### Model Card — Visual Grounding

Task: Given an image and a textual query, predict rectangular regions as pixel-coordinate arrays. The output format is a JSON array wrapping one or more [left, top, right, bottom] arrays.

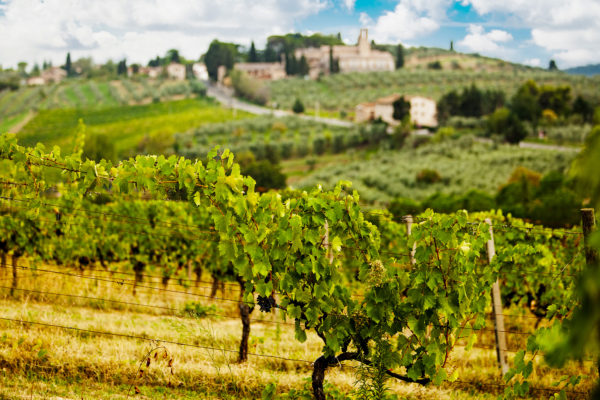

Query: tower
[[358, 28, 370, 56]]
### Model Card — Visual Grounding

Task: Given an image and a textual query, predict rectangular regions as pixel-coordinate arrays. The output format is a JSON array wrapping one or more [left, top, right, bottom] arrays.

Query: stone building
[[166, 63, 186, 80], [355, 94, 438, 128], [36, 67, 67, 84], [295, 29, 395, 78], [234, 62, 286, 80], [26, 76, 46, 86], [192, 63, 209, 80]]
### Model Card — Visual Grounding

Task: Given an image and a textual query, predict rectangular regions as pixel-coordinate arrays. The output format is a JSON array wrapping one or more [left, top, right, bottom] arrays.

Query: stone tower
[[358, 28, 370, 56]]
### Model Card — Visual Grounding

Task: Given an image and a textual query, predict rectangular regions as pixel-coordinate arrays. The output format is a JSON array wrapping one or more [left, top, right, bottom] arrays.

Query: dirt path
[[11, 110, 36, 133]]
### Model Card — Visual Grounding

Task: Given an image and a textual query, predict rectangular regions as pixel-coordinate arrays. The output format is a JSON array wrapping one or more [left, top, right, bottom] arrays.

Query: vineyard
[[0, 134, 597, 399], [175, 115, 381, 162], [16, 98, 250, 156], [291, 137, 575, 204]]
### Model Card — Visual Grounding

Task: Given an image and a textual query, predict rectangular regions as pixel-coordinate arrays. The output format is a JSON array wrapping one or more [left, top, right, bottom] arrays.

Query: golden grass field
[[0, 261, 596, 399]]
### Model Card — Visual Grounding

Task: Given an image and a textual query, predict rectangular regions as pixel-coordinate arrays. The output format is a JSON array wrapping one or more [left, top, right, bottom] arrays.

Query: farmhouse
[[355, 94, 438, 128], [192, 63, 209, 80], [26, 76, 46, 86], [295, 29, 395, 79], [37, 67, 67, 84], [234, 62, 286, 80], [166, 63, 186, 80]]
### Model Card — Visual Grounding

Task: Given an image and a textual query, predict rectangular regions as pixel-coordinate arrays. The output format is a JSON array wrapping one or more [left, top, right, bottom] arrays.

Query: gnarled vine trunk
[[312, 353, 359, 400], [10, 255, 18, 297], [210, 276, 219, 299], [237, 277, 252, 363], [0, 252, 6, 278], [133, 261, 144, 296]]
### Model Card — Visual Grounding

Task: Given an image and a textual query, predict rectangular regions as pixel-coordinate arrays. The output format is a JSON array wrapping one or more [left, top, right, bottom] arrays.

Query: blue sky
[[1, 0, 599, 70]]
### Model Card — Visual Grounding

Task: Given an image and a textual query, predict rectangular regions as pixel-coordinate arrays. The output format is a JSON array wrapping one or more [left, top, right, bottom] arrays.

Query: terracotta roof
[[376, 94, 402, 105]]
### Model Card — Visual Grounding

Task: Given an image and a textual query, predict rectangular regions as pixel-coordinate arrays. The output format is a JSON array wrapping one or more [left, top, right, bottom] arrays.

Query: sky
[[1, 0, 600, 70]]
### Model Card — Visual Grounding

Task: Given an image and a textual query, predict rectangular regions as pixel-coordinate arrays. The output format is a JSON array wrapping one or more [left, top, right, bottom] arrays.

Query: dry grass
[[0, 262, 596, 399]]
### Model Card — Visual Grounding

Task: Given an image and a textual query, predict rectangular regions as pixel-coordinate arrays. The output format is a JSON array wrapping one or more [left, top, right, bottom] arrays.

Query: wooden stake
[[324, 220, 333, 264], [485, 218, 509, 375], [405, 215, 416, 265]]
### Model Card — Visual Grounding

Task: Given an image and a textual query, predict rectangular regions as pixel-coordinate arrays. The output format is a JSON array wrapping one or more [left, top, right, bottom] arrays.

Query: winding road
[[206, 83, 354, 128]]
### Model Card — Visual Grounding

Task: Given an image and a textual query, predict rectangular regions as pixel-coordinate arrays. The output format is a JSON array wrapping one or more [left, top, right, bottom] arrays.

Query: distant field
[[288, 137, 577, 204], [268, 69, 600, 112], [0, 78, 199, 122], [17, 98, 251, 154]]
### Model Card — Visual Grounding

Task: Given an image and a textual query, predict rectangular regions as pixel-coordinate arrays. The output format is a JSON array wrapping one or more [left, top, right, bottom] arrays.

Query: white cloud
[[462, 0, 600, 67], [0, 0, 326, 68], [342, 0, 356, 11], [457, 24, 513, 55], [366, 0, 452, 43], [523, 58, 541, 67], [359, 12, 373, 27]]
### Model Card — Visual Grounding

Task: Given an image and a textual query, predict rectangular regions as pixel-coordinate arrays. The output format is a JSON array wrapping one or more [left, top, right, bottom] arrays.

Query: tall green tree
[[396, 44, 404, 69], [248, 41, 258, 62], [548, 59, 558, 71], [329, 47, 339, 74], [298, 55, 309, 76], [64, 52, 72, 77], [510, 80, 541, 123], [17, 62, 27, 77], [392, 97, 411, 121], [166, 49, 181, 64], [31, 63, 40, 77], [285, 52, 298, 76], [117, 59, 127, 76], [573, 95, 594, 122], [204, 40, 238, 81]]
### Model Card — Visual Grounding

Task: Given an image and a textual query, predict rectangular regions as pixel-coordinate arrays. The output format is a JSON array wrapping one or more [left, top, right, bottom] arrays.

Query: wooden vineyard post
[[581, 208, 598, 266], [485, 218, 509, 375], [324, 220, 333, 264], [405, 215, 416, 265]]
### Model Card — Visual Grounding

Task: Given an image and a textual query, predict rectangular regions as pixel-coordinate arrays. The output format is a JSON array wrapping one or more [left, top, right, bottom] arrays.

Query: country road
[[206, 83, 355, 128], [518, 141, 581, 152]]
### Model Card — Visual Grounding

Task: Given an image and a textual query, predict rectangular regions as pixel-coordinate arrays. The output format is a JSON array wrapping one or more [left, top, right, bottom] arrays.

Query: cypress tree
[[249, 41, 258, 62]]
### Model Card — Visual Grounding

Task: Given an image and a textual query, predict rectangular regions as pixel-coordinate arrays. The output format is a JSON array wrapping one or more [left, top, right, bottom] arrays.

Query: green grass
[[17, 98, 253, 154], [0, 111, 30, 133], [61, 86, 81, 107], [79, 83, 98, 104], [0, 262, 594, 399]]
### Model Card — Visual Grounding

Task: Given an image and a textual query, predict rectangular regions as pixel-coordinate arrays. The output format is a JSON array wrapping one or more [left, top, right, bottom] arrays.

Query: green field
[[17, 98, 251, 154]]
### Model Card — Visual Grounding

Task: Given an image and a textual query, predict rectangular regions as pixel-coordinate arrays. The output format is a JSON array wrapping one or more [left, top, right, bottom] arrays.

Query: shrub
[[487, 107, 527, 143], [83, 133, 116, 162], [431, 126, 456, 143], [422, 192, 462, 213], [427, 61, 442, 70], [388, 197, 423, 219], [416, 168, 442, 184], [189, 80, 206, 96], [292, 98, 305, 114], [461, 189, 495, 211], [230, 69, 269, 105], [241, 160, 286, 192]]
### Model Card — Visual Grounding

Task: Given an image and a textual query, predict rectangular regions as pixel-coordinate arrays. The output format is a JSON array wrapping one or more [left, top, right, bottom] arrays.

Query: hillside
[[565, 63, 600, 76], [0, 78, 203, 131], [17, 98, 250, 156], [268, 68, 600, 113]]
